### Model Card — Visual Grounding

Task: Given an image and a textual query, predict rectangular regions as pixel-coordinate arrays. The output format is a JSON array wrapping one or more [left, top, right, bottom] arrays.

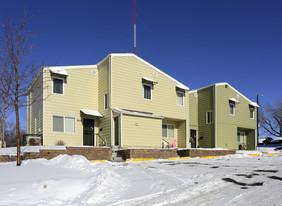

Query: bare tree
[[260, 97, 282, 138], [0, 11, 42, 166], [0, 52, 13, 148]]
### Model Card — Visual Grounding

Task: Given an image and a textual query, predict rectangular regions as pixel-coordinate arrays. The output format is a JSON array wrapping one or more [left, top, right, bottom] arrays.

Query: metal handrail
[[162, 138, 169, 149], [95, 133, 106, 146]]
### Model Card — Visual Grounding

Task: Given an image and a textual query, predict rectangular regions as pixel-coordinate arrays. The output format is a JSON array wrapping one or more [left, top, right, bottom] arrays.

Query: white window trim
[[176, 91, 184, 106], [206, 110, 213, 124], [162, 124, 175, 138], [229, 102, 235, 116], [143, 83, 152, 101], [104, 93, 109, 110], [250, 107, 255, 119], [52, 115, 76, 134], [52, 76, 64, 95]]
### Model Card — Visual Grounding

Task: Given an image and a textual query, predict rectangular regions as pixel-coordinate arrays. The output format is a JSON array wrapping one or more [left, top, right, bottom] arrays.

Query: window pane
[[162, 124, 167, 137], [168, 125, 174, 138], [65, 117, 75, 133], [144, 85, 151, 99], [207, 111, 212, 124], [104, 94, 108, 109], [177, 92, 184, 105], [53, 78, 63, 94], [250, 107, 254, 118], [53, 116, 64, 132], [230, 104, 234, 115]]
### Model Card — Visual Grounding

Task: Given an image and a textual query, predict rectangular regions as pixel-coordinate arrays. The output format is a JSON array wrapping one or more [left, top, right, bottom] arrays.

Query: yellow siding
[[98, 58, 111, 145], [27, 70, 43, 135], [198, 86, 215, 148], [216, 85, 256, 149], [177, 121, 186, 148], [111, 56, 188, 120], [189, 92, 198, 127], [216, 85, 256, 129], [122, 115, 162, 148], [43, 67, 98, 146]]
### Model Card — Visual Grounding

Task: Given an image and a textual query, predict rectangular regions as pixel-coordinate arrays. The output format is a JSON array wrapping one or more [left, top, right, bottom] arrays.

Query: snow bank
[[0, 146, 67, 156]]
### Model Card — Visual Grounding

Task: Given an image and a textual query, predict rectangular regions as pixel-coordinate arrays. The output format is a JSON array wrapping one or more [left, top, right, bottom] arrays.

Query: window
[[53, 116, 64, 132], [237, 132, 245, 142], [162, 124, 175, 138], [206, 111, 213, 124], [53, 78, 63, 94], [177, 92, 184, 106], [229, 103, 235, 116], [143, 84, 152, 100], [65, 117, 75, 133], [249, 106, 254, 119], [104, 94, 108, 110], [53, 115, 75, 133]]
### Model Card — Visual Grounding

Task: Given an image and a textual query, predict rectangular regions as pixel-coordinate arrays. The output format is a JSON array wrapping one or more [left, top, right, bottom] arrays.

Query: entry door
[[114, 116, 119, 146], [190, 129, 197, 148], [83, 119, 95, 146]]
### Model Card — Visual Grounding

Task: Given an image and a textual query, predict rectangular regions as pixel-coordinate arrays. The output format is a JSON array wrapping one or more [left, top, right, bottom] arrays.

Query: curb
[[200, 156, 220, 159], [91, 160, 107, 163]]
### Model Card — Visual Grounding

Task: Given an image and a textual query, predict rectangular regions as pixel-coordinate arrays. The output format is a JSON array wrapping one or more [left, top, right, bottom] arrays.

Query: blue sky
[[1, 0, 282, 130]]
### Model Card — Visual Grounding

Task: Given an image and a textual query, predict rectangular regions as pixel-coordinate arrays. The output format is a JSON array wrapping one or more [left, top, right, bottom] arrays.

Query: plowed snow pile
[[0, 152, 282, 205]]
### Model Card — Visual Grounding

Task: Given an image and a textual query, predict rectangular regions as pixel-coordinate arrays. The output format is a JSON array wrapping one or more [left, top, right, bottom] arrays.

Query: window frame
[[206, 110, 213, 124], [249, 106, 255, 119], [162, 124, 175, 138], [52, 77, 64, 95], [229, 102, 235, 116], [104, 93, 109, 110], [176, 91, 184, 106], [52, 115, 76, 134], [143, 83, 152, 101]]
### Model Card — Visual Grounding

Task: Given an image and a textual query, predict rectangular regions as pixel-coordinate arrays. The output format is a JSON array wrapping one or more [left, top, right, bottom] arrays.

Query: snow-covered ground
[[0, 153, 282, 206]]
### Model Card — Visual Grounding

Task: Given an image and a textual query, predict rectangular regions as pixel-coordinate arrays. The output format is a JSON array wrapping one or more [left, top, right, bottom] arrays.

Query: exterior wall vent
[[92, 70, 97, 76], [153, 71, 158, 77]]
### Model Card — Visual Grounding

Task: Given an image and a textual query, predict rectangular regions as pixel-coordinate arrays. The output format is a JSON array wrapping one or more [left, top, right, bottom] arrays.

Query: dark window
[[206, 111, 213, 124], [229, 103, 235, 115], [250, 106, 255, 119], [53, 78, 63, 94], [144, 84, 152, 100], [104, 94, 108, 110]]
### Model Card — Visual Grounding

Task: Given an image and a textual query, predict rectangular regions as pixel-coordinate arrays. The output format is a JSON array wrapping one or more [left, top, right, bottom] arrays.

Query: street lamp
[[257, 94, 263, 147]]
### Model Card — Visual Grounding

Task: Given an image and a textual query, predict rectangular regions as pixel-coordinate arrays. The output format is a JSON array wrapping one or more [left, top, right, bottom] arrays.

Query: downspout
[[214, 85, 217, 148], [187, 90, 190, 148], [42, 68, 46, 145], [110, 55, 113, 146], [120, 112, 123, 147]]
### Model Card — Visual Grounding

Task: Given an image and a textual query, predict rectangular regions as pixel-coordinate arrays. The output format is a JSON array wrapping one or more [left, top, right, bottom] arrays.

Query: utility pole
[[257, 94, 263, 147], [134, 0, 136, 54]]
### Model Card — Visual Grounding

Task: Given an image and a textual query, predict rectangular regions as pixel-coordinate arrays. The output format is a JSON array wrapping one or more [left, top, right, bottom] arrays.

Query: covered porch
[[237, 127, 256, 150]]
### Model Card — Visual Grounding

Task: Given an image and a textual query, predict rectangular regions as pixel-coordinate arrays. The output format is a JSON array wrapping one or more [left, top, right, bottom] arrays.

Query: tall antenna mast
[[134, 0, 136, 54]]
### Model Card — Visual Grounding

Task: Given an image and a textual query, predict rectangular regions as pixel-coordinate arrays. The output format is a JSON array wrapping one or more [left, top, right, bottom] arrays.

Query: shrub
[[56, 140, 65, 145]]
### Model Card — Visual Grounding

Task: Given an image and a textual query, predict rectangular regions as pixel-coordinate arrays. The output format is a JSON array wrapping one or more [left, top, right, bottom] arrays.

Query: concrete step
[[111, 148, 124, 162]]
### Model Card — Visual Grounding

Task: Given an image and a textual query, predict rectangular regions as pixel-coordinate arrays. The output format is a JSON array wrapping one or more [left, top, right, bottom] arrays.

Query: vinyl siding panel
[[122, 115, 162, 148], [27, 70, 43, 135], [177, 121, 186, 148], [189, 92, 198, 127], [98, 59, 111, 145], [43, 67, 98, 146], [198, 86, 215, 148], [111, 56, 188, 120], [216, 85, 256, 149]]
